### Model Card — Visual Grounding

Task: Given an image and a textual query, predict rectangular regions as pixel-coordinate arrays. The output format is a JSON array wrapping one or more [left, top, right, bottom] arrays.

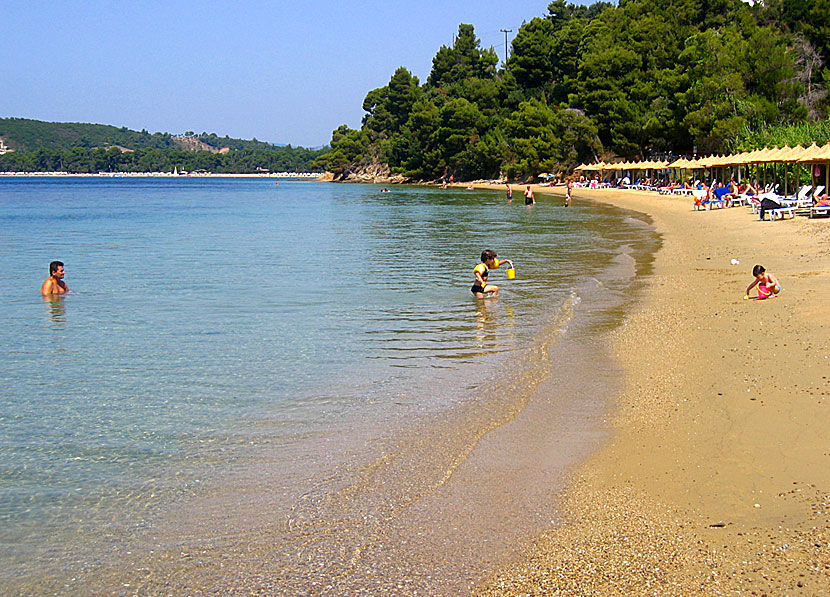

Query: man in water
[[41, 261, 68, 295], [524, 185, 535, 205]]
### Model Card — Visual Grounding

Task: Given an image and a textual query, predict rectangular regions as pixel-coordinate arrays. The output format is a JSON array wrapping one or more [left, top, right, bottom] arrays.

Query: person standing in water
[[41, 260, 68, 295], [524, 185, 535, 205], [506, 183, 513, 202], [565, 181, 573, 207]]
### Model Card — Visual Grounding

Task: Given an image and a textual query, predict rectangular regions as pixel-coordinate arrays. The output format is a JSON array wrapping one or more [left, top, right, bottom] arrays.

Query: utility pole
[[500, 28, 512, 64]]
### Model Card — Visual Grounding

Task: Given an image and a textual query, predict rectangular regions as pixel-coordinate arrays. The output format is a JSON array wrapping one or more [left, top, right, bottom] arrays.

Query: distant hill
[[0, 117, 299, 152], [0, 117, 327, 174]]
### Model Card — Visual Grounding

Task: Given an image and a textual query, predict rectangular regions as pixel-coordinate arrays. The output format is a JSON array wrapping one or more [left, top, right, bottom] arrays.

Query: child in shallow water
[[745, 264, 781, 299], [471, 249, 513, 298]]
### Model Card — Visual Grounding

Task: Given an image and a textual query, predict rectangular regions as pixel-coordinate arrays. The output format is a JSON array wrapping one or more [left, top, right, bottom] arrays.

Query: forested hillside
[[0, 118, 283, 152], [313, 0, 830, 181], [0, 118, 326, 173]]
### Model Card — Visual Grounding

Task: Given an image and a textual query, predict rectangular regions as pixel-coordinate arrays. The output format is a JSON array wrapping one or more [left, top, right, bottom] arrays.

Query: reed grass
[[734, 119, 830, 151]]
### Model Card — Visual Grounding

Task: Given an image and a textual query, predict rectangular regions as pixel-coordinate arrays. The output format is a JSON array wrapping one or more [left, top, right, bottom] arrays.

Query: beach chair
[[759, 193, 797, 220], [811, 203, 830, 218], [767, 204, 797, 220], [790, 184, 813, 207], [808, 185, 825, 206], [692, 189, 709, 210], [811, 193, 830, 218], [708, 186, 731, 208]]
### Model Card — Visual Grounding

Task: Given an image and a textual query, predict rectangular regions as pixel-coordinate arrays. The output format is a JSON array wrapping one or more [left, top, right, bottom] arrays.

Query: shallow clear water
[[0, 178, 658, 591]]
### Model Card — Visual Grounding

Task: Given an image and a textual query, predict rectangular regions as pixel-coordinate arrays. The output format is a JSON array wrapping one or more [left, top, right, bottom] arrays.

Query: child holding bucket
[[471, 249, 514, 298], [745, 264, 781, 300]]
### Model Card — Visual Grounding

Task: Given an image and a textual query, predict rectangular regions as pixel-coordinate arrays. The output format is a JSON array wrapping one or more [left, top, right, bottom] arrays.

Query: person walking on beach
[[506, 183, 513, 202], [471, 249, 513, 298], [565, 181, 573, 207], [41, 260, 68, 295], [745, 264, 781, 299], [524, 185, 535, 205]]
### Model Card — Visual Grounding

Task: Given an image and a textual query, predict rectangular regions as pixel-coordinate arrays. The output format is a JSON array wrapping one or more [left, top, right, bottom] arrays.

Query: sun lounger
[[811, 200, 830, 218], [756, 194, 794, 220], [692, 189, 711, 210], [767, 204, 797, 220], [809, 185, 825, 206], [790, 184, 815, 208]]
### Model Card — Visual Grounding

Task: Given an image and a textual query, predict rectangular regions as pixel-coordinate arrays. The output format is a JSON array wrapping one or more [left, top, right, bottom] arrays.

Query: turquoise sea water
[[0, 178, 658, 592]]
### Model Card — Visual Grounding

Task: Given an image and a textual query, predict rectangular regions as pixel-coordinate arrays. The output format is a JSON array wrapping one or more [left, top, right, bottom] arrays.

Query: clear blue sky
[[3, 0, 592, 148]]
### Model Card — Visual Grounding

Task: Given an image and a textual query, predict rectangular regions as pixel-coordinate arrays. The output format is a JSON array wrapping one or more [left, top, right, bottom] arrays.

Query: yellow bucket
[[506, 266, 516, 280]]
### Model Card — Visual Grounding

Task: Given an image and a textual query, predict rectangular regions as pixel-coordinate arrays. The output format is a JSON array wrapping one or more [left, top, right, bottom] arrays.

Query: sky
[[3, 0, 593, 148]]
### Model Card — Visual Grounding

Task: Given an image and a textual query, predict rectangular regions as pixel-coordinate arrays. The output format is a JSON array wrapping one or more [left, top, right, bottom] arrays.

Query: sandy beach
[[470, 185, 830, 595]]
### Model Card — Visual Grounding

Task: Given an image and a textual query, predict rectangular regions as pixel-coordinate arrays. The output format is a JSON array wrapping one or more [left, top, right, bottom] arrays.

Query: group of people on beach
[[41, 255, 781, 302], [39, 181, 779, 304], [504, 182, 571, 207], [471, 178, 780, 300], [470, 249, 780, 301]]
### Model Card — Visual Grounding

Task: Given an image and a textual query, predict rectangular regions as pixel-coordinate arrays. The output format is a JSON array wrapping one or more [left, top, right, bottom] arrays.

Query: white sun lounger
[[811, 200, 830, 218]]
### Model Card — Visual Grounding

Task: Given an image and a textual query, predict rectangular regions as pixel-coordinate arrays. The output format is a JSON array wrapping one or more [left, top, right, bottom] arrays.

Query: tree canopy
[[315, 0, 830, 181], [0, 118, 326, 173]]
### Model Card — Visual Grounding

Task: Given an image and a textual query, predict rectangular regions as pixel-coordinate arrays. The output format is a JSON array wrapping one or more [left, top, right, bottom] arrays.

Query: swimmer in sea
[[745, 264, 781, 299], [41, 260, 68, 295], [471, 249, 513, 298]]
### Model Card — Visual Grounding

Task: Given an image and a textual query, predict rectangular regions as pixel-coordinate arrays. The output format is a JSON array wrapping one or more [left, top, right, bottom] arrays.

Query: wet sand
[[9, 182, 827, 595], [475, 186, 830, 595]]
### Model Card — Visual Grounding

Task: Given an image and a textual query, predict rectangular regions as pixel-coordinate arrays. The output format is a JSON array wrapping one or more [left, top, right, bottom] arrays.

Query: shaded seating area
[[574, 142, 830, 222]]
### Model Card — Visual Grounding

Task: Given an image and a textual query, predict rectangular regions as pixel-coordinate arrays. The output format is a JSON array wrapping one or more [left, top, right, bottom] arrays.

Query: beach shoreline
[[472, 185, 830, 594], [1, 179, 658, 595], [0, 171, 320, 178], [4, 179, 827, 594]]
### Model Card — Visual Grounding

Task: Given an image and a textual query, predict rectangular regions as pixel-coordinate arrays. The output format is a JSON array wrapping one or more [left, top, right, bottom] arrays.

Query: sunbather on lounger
[[740, 182, 757, 195], [708, 183, 733, 207]]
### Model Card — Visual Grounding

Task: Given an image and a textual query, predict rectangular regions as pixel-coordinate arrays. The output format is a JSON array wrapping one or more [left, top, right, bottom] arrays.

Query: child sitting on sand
[[745, 264, 781, 299], [471, 249, 513, 298]]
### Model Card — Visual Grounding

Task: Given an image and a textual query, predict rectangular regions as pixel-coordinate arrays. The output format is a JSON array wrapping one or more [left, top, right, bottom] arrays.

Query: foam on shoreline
[[476, 186, 830, 595]]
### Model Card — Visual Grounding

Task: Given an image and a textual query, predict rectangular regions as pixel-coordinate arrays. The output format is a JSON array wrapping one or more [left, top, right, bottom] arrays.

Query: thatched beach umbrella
[[797, 142, 830, 197], [666, 157, 691, 182], [578, 162, 605, 173]]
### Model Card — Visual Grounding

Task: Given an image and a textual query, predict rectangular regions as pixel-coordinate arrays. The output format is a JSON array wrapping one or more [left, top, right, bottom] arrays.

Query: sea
[[0, 177, 659, 594]]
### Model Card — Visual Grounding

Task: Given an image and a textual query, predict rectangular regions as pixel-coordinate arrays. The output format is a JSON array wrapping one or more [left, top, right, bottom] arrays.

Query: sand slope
[[477, 187, 830, 596]]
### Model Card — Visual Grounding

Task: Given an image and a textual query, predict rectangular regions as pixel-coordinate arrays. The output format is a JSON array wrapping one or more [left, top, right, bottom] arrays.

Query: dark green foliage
[[0, 118, 325, 173], [315, 0, 830, 181], [0, 117, 282, 152], [504, 99, 600, 177], [0, 145, 328, 174], [427, 24, 499, 88], [310, 125, 368, 176]]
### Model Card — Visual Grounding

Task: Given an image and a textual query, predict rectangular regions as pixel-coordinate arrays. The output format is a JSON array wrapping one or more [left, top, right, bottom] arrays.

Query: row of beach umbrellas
[[574, 159, 669, 171], [574, 142, 830, 172]]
